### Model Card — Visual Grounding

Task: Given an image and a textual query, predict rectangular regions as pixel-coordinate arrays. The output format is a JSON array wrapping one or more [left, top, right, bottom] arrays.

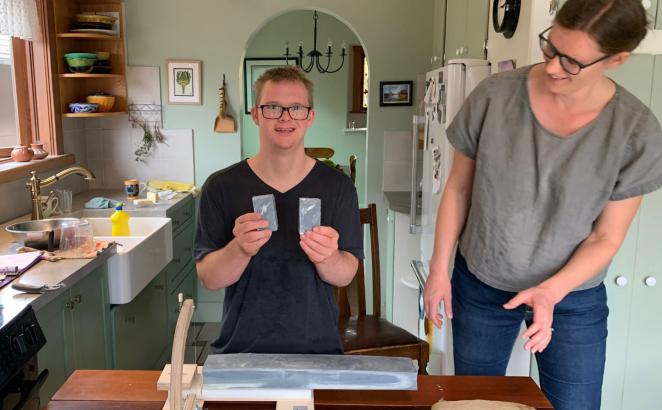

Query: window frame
[[351, 45, 368, 113], [0, 0, 70, 181]]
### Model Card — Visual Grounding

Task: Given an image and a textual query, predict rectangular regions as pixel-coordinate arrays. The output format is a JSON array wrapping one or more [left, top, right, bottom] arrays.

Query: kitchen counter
[[46, 370, 553, 409], [0, 189, 193, 332]]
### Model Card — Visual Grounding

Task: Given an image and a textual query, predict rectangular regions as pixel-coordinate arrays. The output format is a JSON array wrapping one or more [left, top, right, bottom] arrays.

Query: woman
[[423, 0, 662, 409]]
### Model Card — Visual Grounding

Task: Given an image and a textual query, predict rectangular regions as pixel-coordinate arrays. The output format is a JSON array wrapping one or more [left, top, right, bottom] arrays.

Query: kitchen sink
[[84, 217, 173, 304]]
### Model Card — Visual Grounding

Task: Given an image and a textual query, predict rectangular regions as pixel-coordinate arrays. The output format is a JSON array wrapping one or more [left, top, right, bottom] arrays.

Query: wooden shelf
[[59, 73, 122, 78], [57, 33, 121, 40], [62, 111, 127, 118]]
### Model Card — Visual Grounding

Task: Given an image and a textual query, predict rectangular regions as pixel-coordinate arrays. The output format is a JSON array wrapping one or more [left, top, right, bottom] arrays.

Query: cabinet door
[[602, 213, 639, 410], [607, 55, 655, 105], [36, 292, 69, 404], [621, 189, 662, 408], [651, 56, 662, 121], [66, 265, 110, 371], [464, 0, 489, 60], [168, 261, 197, 340], [444, 0, 468, 64], [657, 0, 662, 28], [112, 271, 167, 369]]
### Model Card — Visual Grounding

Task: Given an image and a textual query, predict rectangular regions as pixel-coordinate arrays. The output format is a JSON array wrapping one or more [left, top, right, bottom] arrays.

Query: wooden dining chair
[[305, 147, 335, 159], [349, 154, 357, 184], [335, 203, 430, 374]]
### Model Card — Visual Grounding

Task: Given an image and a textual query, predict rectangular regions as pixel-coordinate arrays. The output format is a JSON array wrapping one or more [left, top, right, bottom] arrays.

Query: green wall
[[124, 0, 435, 315], [242, 10, 366, 205]]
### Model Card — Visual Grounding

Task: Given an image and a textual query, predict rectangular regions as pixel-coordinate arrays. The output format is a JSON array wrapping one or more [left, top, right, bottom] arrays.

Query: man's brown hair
[[253, 66, 314, 108]]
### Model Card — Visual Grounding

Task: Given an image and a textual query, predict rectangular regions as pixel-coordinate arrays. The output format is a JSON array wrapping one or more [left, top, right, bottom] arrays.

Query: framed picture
[[167, 60, 202, 105], [379, 81, 413, 107], [244, 57, 299, 114]]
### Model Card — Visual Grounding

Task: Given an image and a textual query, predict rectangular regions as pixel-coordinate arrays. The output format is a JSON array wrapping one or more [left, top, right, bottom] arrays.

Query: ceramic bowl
[[64, 52, 96, 73], [95, 51, 110, 61], [85, 94, 115, 112], [69, 102, 99, 113]]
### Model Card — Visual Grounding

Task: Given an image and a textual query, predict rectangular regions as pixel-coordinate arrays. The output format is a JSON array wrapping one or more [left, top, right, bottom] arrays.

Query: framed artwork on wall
[[243, 57, 299, 114], [167, 60, 202, 104], [379, 81, 413, 107]]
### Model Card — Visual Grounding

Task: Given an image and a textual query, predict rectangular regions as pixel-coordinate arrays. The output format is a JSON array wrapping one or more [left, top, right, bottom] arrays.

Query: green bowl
[[65, 53, 97, 73]]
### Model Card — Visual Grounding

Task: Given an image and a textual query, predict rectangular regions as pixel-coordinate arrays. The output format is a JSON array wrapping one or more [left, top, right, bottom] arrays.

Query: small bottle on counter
[[110, 203, 131, 236]]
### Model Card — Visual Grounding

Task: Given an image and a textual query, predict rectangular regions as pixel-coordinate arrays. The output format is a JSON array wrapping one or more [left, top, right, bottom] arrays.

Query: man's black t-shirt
[[194, 160, 364, 354]]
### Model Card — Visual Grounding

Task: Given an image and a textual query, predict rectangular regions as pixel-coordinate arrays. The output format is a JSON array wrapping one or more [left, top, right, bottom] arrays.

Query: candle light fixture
[[284, 11, 346, 74]]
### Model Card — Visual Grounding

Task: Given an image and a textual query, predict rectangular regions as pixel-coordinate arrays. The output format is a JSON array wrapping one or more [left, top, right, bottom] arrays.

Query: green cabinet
[[658, 0, 662, 28], [36, 264, 110, 403], [444, 0, 489, 65], [111, 270, 167, 369], [601, 52, 662, 410], [167, 261, 197, 340]]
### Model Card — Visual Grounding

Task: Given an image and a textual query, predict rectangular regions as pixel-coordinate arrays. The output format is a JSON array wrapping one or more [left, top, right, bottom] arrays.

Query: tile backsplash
[[84, 116, 194, 190]]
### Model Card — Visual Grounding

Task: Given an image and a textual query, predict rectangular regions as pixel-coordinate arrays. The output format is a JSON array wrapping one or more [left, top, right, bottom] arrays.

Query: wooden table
[[46, 370, 553, 410]]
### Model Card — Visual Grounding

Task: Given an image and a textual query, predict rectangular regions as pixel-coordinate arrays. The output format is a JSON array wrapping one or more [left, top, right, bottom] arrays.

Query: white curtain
[[0, 0, 38, 40]]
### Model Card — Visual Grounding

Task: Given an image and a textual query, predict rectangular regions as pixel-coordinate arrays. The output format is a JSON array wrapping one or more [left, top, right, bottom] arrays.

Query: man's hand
[[503, 286, 557, 354], [232, 212, 272, 257], [423, 267, 453, 328], [299, 226, 339, 264]]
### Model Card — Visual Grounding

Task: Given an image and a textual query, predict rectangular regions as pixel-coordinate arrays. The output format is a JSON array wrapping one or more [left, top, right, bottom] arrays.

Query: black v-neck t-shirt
[[194, 160, 364, 354]]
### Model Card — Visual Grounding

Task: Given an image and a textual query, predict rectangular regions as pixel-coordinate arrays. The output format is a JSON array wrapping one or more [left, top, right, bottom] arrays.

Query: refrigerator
[[407, 59, 531, 375]]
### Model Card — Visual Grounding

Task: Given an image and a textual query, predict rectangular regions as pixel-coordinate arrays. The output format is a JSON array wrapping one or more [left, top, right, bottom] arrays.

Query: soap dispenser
[[110, 202, 130, 236]]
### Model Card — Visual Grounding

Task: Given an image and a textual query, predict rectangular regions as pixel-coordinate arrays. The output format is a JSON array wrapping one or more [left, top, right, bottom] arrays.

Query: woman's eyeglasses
[[538, 27, 611, 75], [258, 104, 311, 120]]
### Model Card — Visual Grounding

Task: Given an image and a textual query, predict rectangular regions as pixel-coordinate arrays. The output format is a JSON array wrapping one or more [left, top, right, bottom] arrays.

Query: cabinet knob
[[644, 276, 657, 287], [65, 301, 75, 310], [615, 276, 628, 287], [72, 295, 82, 304]]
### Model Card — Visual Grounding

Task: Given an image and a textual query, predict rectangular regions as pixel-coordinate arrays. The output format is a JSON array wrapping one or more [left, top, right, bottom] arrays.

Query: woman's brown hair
[[555, 0, 649, 54]]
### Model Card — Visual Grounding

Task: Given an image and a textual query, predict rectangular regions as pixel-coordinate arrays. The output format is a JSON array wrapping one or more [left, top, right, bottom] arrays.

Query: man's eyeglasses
[[538, 27, 611, 75], [258, 104, 311, 120]]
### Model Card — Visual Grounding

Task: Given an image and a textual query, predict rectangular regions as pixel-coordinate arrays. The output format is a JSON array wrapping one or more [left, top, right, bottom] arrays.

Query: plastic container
[[110, 203, 130, 236]]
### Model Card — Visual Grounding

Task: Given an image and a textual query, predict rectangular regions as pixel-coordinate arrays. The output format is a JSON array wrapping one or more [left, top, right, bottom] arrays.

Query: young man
[[194, 66, 363, 354]]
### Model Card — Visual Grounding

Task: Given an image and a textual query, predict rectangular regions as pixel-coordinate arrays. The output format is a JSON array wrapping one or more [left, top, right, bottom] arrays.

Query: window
[[0, 34, 20, 152], [351, 45, 368, 113]]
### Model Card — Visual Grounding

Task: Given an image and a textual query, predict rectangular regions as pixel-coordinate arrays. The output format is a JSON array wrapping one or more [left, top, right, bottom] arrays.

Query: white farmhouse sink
[[85, 217, 173, 304]]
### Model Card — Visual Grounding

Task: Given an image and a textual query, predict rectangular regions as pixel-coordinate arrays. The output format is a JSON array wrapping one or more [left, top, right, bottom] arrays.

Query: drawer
[[166, 221, 195, 290], [168, 197, 195, 235]]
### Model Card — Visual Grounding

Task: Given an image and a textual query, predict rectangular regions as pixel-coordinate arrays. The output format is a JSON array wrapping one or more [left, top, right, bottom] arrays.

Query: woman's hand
[[423, 268, 453, 329], [503, 286, 558, 354]]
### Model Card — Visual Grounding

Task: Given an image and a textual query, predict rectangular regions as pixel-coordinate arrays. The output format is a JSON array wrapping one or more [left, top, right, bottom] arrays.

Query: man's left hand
[[503, 286, 557, 354], [300, 226, 339, 264]]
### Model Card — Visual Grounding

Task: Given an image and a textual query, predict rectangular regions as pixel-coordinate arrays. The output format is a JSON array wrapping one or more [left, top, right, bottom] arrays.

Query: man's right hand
[[423, 267, 453, 329], [232, 212, 272, 257]]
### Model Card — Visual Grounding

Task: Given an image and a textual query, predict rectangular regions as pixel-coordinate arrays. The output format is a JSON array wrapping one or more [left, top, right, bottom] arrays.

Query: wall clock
[[492, 0, 521, 39]]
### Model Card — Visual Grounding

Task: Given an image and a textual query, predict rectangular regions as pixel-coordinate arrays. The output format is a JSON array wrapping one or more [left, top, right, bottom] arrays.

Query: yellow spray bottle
[[110, 202, 130, 236]]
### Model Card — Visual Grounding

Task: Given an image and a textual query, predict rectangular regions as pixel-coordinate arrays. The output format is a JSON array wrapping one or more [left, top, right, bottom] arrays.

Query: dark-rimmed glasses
[[258, 104, 311, 120], [538, 27, 611, 75]]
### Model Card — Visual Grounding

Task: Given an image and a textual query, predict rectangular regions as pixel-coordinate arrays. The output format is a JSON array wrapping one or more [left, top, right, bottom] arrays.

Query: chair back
[[335, 203, 380, 319], [305, 147, 335, 159]]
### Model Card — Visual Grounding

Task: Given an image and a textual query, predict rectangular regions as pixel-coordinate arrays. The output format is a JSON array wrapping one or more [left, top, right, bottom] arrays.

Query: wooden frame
[[379, 81, 413, 107], [243, 57, 298, 114], [351, 45, 367, 113], [0, 0, 62, 163], [167, 60, 202, 105]]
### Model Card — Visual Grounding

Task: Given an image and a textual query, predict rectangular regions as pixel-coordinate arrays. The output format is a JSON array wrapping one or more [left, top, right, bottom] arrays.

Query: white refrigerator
[[407, 59, 531, 376]]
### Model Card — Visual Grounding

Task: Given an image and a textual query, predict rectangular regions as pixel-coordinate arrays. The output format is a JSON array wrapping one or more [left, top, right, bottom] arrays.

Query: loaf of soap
[[202, 353, 418, 391]]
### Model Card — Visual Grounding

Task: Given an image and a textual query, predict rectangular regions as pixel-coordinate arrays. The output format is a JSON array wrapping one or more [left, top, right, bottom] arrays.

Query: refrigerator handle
[[410, 115, 423, 234], [410, 259, 428, 288]]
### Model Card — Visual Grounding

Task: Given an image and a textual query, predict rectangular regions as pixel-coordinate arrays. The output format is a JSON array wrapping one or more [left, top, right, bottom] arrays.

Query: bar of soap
[[202, 353, 418, 392], [133, 198, 154, 207], [146, 191, 159, 203]]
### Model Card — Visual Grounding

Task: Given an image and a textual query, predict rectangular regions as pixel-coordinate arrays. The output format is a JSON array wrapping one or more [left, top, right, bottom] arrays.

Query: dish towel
[[148, 179, 200, 197], [85, 197, 120, 209], [17, 240, 113, 261]]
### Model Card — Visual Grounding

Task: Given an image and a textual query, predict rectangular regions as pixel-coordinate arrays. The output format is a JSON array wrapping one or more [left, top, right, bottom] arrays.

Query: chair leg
[[418, 357, 429, 375]]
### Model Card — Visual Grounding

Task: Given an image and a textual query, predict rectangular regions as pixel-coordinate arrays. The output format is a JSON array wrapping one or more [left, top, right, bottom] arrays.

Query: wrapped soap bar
[[252, 194, 278, 231], [299, 197, 321, 235]]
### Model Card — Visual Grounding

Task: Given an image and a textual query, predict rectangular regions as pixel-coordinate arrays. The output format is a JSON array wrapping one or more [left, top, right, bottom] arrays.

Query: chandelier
[[284, 11, 346, 74]]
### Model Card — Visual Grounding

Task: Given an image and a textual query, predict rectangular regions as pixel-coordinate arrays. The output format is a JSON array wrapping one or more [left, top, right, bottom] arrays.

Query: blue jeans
[[451, 252, 608, 410]]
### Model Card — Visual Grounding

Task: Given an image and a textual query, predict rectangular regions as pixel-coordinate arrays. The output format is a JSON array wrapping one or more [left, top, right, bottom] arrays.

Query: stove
[[0, 306, 47, 410]]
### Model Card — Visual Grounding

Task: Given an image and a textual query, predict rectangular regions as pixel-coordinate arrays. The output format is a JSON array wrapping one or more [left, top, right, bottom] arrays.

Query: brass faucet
[[26, 166, 96, 220]]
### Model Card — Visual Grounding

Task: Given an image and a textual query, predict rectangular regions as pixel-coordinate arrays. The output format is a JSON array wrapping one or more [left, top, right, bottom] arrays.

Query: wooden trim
[[0, 148, 13, 157], [11, 38, 33, 147], [0, 154, 75, 184], [351, 45, 367, 113]]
